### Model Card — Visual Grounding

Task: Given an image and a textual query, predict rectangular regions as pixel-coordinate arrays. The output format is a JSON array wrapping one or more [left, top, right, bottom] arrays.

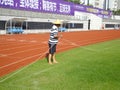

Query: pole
[[104, 0, 107, 10], [107, 0, 109, 10], [88, 19, 91, 30], [87, 0, 89, 5]]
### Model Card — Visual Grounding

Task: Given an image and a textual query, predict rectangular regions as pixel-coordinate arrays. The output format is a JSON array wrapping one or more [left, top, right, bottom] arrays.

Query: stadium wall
[[103, 19, 120, 30], [0, 8, 120, 34]]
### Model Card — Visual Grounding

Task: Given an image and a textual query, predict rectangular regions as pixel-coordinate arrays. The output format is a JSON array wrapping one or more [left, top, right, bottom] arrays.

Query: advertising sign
[[0, 0, 112, 18]]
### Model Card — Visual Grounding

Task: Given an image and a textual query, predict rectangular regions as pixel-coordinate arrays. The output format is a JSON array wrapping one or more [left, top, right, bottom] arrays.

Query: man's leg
[[48, 44, 53, 64], [48, 54, 52, 64], [52, 53, 58, 63]]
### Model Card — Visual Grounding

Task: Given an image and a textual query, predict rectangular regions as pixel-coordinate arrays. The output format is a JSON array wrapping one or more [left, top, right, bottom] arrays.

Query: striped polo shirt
[[49, 25, 59, 44]]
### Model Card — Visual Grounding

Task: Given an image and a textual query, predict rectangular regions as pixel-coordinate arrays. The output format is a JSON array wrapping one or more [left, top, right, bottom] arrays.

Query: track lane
[[0, 30, 120, 77]]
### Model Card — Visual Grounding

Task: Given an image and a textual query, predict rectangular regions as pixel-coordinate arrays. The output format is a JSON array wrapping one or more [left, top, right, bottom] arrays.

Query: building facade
[[103, 0, 120, 11], [81, 0, 120, 10], [110, 0, 120, 11], [0, 0, 120, 34], [81, 0, 104, 9]]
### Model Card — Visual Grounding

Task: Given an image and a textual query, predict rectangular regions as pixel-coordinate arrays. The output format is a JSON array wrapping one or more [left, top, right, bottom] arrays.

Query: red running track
[[0, 30, 120, 77]]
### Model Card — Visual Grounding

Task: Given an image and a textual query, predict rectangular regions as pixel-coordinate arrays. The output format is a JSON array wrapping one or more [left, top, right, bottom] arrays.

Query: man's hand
[[54, 34, 62, 39]]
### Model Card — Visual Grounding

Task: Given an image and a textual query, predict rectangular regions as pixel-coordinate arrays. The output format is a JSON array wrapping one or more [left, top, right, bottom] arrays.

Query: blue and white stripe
[[49, 25, 58, 44]]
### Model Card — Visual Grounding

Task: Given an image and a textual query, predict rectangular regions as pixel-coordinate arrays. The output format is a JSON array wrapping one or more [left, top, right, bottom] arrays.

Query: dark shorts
[[49, 44, 57, 54]]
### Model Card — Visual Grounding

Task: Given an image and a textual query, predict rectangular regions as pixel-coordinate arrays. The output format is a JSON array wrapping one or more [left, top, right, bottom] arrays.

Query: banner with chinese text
[[0, 0, 112, 18]]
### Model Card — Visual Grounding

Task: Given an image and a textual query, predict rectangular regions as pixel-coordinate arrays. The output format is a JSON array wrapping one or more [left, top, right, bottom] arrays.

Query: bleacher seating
[[7, 27, 23, 34]]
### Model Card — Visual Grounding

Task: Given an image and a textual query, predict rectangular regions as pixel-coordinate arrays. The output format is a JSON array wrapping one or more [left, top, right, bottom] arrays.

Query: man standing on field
[[48, 19, 62, 64]]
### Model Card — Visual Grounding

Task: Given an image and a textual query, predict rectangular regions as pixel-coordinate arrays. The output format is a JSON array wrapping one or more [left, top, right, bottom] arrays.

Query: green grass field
[[0, 39, 120, 90]]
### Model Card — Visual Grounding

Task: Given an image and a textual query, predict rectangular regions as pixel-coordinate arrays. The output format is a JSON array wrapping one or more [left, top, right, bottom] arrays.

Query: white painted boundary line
[[0, 83, 33, 89], [2, 42, 34, 47], [1, 37, 119, 69], [0, 39, 40, 48], [0, 35, 118, 69], [0, 35, 119, 82], [62, 38, 99, 52], [0, 43, 72, 70], [0, 39, 63, 82], [101, 44, 120, 50], [63, 35, 119, 45], [0, 37, 57, 82], [0, 51, 47, 83], [6, 38, 120, 83], [3, 38, 120, 84], [12, 66, 56, 83], [0, 53, 43, 69], [0, 43, 42, 51], [0, 46, 48, 57], [0, 35, 48, 46]]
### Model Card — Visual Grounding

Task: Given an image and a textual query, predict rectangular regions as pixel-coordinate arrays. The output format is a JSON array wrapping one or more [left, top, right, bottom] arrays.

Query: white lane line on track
[[0, 42, 33, 48], [0, 48, 49, 83], [62, 35, 120, 45], [19, 40, 26, 42], [0, 44, 98, 83], [0, 43, 70, 69], [6, 39, 16, 41], [0, 46, 48, 57], [0, 53, 43, 69], [0, 36, 115, 69], [0, 36, 119, 82], [0, 39, 39, 46], [0, 43, 43, 51], [30, 40, 37, 43], [62, 39, 78, 46], [59, 39, 99, 52], [0, 54, 7, 57]]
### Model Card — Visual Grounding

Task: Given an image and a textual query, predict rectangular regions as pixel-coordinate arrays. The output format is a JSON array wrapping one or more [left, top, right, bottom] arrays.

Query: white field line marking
[[0, 83, 34, 90], [63, 35, 120, 45], [0, 53, 44, 69], [0, 37, 38, 45], [58, 45, 75, 51], [100, 44, 120, 50], [1, 55, 21, 59], [4, 39, 36, 43], [80, 47, 99, 52], [0, 41, 19, 45], [0, 43, 43, 51], [62, 39, 78, 46], [42, 41, 48, 44], [3, 34, 116, 47], [80, 42, 120, 52], [0, 46, 98, 82], [0, 42, 35, 49], [62, 38, 120, 52], [0, 42, 71, 69], [75, 38, 120, 51], [0, 37, 62, 82], [0, 41, 70, 69], [58, 41, 74, 46], [61, 39, 99, 52], [0, 48, 49, 83], [0, 36, 119, 82], [0, 54, 7, 57], [0, 46, 48, 57], [6, 39, 16, 41], [29, 40, 37, 43], [19, 40, 26, 42], [12, 66, 55, 83], [0, 38, 40, 46], [62, 35, 119, 45]]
